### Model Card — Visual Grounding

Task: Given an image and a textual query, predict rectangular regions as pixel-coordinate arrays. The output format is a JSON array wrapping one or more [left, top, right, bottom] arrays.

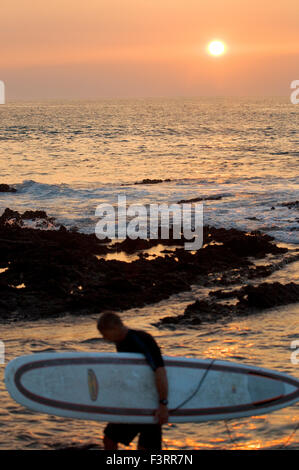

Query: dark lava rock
[[156, 282, 299, 328], [280, 201, 299, 210], [0, 207, 293, 323], [210, 282, 299, 309], [0, 208, 22, 225], [21, 210, 50, 220], [156, 300, 233, 327], [177, 195, 223, 204], [218, 229, 286, 258], [133, 178, 171, 185], [110, 230, 186, 254], [111, 237, 160, 254], [236, 282, 299, 309], [0, 207, 56, 227], [0, 184, 17, 193]]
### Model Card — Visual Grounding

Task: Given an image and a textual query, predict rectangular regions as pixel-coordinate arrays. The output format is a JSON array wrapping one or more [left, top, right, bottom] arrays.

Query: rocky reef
[[121, 178, 172, 186], [0, 184, 17, 193], [0, 206, 298, 324], [156, 282, 299, 328]]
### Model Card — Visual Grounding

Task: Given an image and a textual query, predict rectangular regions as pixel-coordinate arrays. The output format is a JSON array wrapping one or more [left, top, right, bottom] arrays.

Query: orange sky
[[1, 0, 299, 99]]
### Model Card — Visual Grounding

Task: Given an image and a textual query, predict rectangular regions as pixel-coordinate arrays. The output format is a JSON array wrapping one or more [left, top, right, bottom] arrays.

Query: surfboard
[[5, 352, 299, 423]]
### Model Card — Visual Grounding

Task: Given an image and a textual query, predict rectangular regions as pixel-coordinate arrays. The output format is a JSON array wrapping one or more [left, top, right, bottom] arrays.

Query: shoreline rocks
[[155, 282, 299, 328], [121, 178, 172, 186], [177, 195, 223, 204], [0, 207, 296, 324], [270, 201, 299, 211], [134, 178, 171, 185], [280, 201, 299, 210], [0, 184, 17, 193]]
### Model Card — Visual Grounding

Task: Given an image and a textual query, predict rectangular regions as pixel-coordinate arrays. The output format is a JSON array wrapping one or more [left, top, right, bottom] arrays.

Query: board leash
[[167, 358, 298, 449], [224, 421, 237, 448], [166, 358, 215, 451], [224, 419, 299, 449], [170, 358, 216, 412], [278, 420, 299, 449]]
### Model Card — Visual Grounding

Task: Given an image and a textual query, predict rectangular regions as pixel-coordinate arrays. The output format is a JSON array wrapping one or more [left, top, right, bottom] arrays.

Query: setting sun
[[208, 40, 226, 56]]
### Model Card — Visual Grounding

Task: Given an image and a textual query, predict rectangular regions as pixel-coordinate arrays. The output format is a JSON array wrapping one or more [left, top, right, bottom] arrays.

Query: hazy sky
[[1, 0, 299, 99]]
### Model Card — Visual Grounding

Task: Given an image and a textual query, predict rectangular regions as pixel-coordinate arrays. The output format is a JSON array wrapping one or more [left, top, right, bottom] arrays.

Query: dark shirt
[[116, 329, 164, 372]]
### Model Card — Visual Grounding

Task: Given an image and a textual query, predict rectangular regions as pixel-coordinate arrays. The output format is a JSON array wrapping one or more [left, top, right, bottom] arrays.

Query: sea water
[[0, 97, 298, 449]]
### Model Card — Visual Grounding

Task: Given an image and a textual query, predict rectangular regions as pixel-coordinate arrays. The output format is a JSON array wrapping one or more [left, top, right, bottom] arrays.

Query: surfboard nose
[[247, 371, 299, 406]]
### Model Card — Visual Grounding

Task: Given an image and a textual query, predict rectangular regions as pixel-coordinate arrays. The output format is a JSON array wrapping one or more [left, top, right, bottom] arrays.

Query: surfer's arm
[[155, 366, 168, 402], [154, 366, 169, 425], [130, 332, 168, 423]]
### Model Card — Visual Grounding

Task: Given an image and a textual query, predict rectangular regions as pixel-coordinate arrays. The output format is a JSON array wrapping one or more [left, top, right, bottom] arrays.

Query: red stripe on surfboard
[[13, 357, 299, 417], [14, 356, 299, 386]]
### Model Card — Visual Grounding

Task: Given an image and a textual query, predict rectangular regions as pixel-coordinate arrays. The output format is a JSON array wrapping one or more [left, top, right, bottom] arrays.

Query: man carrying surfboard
[[97, 311, 169, 450]]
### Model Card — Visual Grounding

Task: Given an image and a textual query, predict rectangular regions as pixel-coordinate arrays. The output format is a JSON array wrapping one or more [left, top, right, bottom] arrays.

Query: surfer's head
[[97, 311, 128, 342]]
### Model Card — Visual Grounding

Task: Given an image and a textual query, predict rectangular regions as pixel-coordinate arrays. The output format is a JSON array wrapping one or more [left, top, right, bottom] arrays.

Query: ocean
[[0, 97, 298, 449], [0, 97, 298, 243]]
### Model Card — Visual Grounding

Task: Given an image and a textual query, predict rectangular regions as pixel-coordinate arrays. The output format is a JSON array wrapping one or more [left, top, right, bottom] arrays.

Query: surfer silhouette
[[97, 311, 169, 450]]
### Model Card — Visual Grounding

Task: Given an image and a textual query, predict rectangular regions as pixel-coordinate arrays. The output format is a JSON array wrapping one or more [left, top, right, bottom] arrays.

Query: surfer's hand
[[155, 404, 169, 425]]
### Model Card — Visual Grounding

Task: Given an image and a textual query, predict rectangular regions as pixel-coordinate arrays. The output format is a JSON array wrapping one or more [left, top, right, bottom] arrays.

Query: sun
[[207, 40, 226, 57]]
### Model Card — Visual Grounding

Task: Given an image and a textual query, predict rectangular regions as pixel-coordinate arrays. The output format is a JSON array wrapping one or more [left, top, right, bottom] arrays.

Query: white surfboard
[[5, 352, 299, 423]]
